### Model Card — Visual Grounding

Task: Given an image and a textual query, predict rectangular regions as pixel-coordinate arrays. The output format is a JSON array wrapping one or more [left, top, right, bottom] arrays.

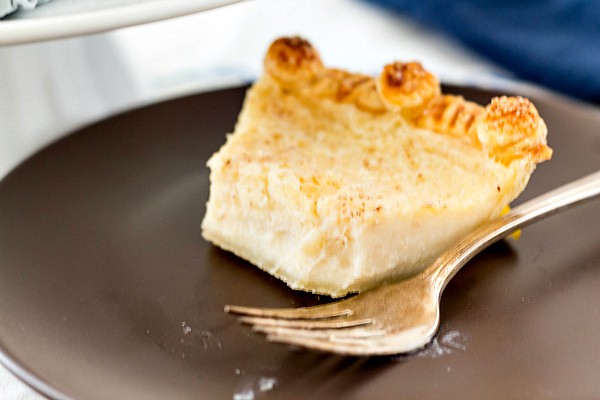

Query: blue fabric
[[366, 0, 600, 102]]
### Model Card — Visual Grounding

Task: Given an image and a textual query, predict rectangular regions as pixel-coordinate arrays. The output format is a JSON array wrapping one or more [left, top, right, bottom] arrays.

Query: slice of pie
[[202, 37, 551, 298]]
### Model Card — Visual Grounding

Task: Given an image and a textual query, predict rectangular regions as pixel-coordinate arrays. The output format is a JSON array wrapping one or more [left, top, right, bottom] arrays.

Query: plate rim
[[0, 347, 74, 400], [0, 0, 244, 46]]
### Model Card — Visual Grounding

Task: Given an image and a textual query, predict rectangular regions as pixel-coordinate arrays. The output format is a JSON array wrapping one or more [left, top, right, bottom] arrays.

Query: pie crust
[[201, 37, 551, 297]]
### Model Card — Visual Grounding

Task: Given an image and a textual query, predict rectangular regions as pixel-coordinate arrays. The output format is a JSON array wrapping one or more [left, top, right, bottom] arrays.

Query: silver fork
[[225, 170, 600, 356]]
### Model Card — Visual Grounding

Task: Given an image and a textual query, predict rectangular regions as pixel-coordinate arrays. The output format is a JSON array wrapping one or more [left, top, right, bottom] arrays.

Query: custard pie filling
[[202, 37, 551, 297]]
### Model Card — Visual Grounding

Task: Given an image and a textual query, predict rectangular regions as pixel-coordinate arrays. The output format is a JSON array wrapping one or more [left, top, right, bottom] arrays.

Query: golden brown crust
[[377, 61, 441, 116], [263, 36, 551, 166], [325, 69, 386, 113], [264, 36, 324, 89], [414, 95, 484, 145], [477, 96, 552, 164]]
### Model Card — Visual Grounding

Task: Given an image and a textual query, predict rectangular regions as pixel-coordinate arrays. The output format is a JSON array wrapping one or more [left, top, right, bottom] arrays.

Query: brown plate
[[0, 85, 599, 400]]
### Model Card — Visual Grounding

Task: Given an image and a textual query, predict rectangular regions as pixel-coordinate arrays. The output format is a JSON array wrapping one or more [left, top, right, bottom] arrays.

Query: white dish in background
[[0, 0, 244, 45]]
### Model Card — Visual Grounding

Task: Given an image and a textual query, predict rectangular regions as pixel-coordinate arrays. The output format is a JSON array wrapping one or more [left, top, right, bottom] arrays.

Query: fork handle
[[431, 170, 600, 291]]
